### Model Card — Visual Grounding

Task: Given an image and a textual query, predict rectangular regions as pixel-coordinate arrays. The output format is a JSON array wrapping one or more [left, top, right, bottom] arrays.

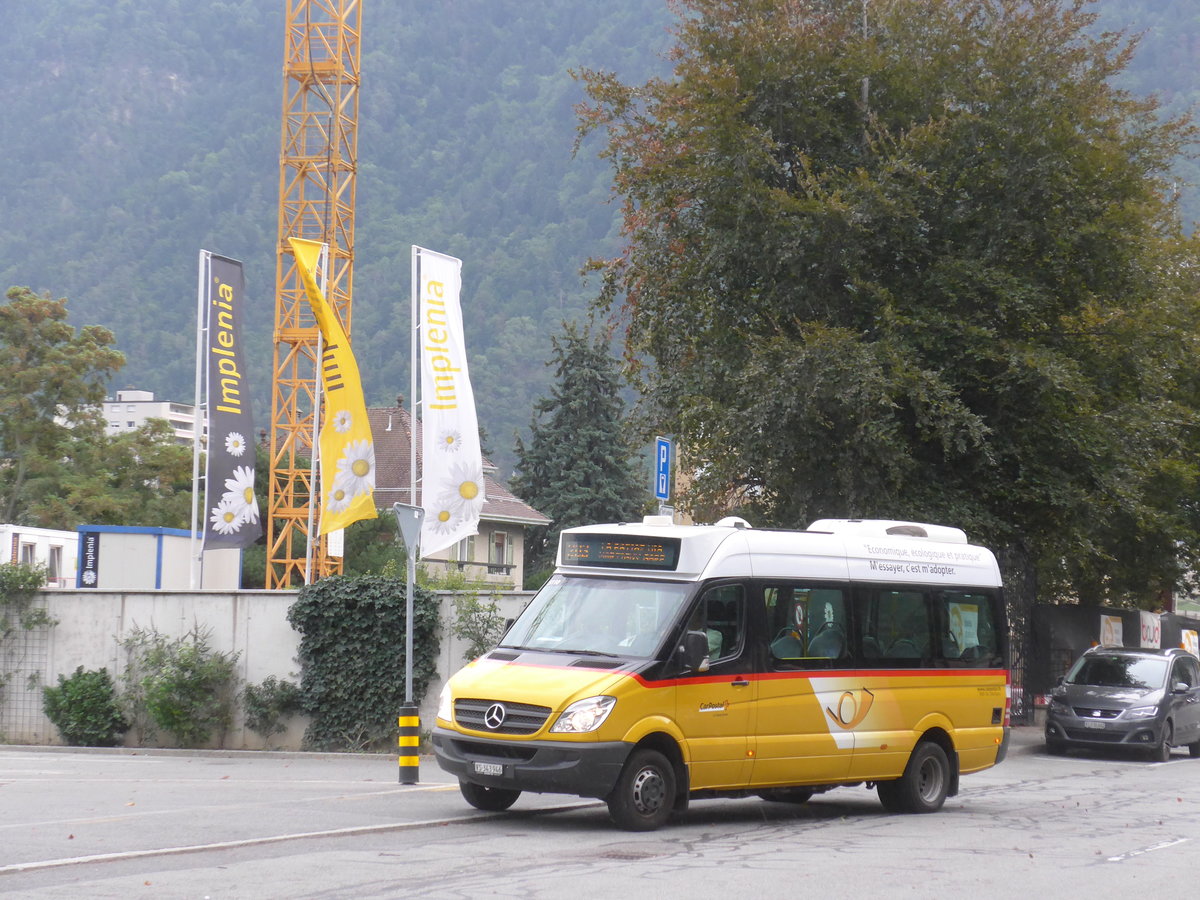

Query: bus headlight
[[437, 686, 452, 723], [549, 696, 616, 733]]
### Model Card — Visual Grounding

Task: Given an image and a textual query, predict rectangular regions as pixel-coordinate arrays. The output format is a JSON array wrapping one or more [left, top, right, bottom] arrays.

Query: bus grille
[[454, 698, 551, 735], [452, 739, 538, 762]]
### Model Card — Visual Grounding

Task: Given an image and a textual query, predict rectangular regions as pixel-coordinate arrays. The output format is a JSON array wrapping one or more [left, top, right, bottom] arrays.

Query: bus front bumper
[[432, 727, 631, 799]]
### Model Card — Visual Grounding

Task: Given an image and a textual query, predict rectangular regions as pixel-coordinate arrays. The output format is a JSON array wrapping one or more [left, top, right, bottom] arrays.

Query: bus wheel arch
[[606, 733, 687, 831], [635, 732, 689, 811], [913, 725, 960, 796], [878, 729, 958, 813]]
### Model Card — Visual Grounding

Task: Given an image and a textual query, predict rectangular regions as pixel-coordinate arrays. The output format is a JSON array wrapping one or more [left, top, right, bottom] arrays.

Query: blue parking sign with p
[[655, 436, 672, 501]]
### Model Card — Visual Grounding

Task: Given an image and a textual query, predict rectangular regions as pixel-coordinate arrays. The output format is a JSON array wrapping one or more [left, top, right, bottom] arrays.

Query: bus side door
[[674, 582, 756, 790]]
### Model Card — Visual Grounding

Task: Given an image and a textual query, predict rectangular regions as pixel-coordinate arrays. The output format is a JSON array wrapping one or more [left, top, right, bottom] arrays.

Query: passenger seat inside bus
[[887, 638, 925, 658], [807, 626, 845, 659]]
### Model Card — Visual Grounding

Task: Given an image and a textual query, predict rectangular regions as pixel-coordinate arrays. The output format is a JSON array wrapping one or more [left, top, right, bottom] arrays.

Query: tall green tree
[[1, 286, 198, 530], [0, 287, 124, 523], [512, 323, 647, 579], [576, 0, 1200, 618], [23, 419, 194, 530]]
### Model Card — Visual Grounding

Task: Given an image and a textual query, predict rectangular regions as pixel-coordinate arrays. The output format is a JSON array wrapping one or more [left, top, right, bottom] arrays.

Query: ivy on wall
[[287, 575, 440, 752]]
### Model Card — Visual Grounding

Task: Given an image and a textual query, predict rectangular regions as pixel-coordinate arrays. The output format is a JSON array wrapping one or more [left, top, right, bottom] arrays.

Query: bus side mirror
[[680, 630, 710, 672]]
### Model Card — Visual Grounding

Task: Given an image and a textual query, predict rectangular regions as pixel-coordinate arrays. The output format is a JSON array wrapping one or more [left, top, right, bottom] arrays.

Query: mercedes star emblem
[[484, 703, 507, 730]]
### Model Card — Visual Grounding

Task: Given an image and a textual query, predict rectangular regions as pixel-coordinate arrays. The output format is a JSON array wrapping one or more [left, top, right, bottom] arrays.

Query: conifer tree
[[513, 323, 646, 580]]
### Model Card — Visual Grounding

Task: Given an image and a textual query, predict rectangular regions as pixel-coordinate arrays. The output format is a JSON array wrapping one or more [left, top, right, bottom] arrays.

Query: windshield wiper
[[556, 648, 621, 658]]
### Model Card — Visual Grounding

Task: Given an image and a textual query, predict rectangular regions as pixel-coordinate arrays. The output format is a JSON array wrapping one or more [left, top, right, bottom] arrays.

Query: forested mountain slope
[[0, 0, 671, 475], [0, 1, 1194, 476]]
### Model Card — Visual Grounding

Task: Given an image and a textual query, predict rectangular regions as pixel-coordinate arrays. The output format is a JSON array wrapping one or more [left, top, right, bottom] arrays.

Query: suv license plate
[[474, 762, 504, 776], [1083, 720, 1107, 729]]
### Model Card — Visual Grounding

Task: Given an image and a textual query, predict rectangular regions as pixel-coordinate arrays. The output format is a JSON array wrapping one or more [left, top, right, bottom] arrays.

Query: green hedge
[[288, 575, 440, 752], [42, 666, 128, 746]]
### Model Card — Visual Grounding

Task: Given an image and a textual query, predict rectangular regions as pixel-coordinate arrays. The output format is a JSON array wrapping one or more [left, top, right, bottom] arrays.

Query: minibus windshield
[[500, 574, 693, 658]]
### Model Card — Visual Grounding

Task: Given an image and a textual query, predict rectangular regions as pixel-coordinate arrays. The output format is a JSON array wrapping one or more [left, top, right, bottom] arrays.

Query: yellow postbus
[[432, 517, 1010, 830]]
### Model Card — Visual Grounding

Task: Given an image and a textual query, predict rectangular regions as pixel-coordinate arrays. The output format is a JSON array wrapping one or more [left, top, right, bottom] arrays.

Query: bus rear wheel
[[606, 748, 676, 831], [459, 780, 521, 812], [877, 741, 950, 814]]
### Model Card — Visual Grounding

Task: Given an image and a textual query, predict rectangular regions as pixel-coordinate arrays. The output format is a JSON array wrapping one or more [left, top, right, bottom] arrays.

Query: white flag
[[416, 247, 484, 556]]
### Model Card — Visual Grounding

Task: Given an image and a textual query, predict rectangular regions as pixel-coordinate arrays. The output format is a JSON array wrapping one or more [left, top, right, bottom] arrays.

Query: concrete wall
[[0, 588, 533, 750]]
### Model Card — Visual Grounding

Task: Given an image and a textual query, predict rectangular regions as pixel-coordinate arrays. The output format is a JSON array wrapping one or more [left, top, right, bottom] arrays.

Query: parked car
[[1044, 646, 1200, 760]]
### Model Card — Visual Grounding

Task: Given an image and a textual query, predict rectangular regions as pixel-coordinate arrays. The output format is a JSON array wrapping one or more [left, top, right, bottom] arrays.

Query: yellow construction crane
[[267, 0, 362, 588]]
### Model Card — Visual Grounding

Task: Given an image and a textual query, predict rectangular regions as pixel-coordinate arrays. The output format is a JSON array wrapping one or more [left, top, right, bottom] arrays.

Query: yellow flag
[[289, 237, 377, 535]]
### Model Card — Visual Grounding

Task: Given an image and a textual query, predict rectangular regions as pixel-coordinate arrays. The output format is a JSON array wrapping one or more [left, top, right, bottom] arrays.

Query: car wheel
[[1152, 723, 1173, 763], [757, 787, 815, 804], [606, 748, 676, 831], [877, 741, 950, 814], [459, 780, 521, 812], [1189, 739, 1200, 759]]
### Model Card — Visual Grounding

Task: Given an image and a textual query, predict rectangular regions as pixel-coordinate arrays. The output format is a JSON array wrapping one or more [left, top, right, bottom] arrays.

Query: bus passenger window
[[941, 591, 999, 666], [766, 585, 847, 668], [857, 590, 932, 665]]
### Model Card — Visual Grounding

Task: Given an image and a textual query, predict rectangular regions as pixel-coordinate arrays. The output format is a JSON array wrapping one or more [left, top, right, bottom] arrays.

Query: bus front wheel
[[606, 748, 676, 831], [877, 741, 950, 814]]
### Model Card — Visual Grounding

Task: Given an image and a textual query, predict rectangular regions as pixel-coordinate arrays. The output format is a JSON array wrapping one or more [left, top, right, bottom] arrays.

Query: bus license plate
[[474, 762, 504, 776]]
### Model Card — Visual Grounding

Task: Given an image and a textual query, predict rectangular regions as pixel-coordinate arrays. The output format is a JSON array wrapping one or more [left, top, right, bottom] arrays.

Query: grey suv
[[1044, 646, 1200, 761]]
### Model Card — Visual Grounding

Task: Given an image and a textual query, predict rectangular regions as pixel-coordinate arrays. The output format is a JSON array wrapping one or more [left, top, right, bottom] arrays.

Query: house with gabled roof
[[368, 403, 549, 589]]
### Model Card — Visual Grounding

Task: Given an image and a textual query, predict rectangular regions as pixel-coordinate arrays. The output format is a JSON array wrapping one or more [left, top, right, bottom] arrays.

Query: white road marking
[[1107, 837, 1189, 863], [0, 800, 599, 875], [0, 782, 459, 831]]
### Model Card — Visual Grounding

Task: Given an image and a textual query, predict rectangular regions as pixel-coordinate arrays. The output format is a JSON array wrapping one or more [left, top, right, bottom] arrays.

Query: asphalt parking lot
[[10, 726, 1200, 900], [1, 725, 1045, 876]]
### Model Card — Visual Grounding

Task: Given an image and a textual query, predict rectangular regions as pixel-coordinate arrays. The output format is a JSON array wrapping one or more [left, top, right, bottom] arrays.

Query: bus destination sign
[[561, 534, 682, 571]]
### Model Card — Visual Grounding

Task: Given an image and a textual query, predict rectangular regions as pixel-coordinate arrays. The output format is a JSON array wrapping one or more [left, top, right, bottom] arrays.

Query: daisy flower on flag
[[210, 495, 243, 534], [224, 432, 247, 457], [427, 504, 460, 534], [326, 482, 353, 513], [438, 428, 463, 452], [331, 409, 353, 434], [223, 465, 260, 525], [334, 439, 375, 497], [437, 460, 484, 520]]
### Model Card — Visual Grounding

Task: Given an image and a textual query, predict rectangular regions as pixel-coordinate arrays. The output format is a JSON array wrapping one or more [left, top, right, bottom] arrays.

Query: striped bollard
[[398, 705, 420, 784]]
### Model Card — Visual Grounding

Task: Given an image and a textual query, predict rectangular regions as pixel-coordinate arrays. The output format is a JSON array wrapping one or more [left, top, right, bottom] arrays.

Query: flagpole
[[189, 250, 208, 590], [410, 246, 420, 538], [408, 245, 420, 705], [303, 242, 330, 585], [398, 245, 422, 785]]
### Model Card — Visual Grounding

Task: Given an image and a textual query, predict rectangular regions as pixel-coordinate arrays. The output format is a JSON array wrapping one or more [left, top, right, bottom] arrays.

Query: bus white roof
[[557, 517, 1001, 588]]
